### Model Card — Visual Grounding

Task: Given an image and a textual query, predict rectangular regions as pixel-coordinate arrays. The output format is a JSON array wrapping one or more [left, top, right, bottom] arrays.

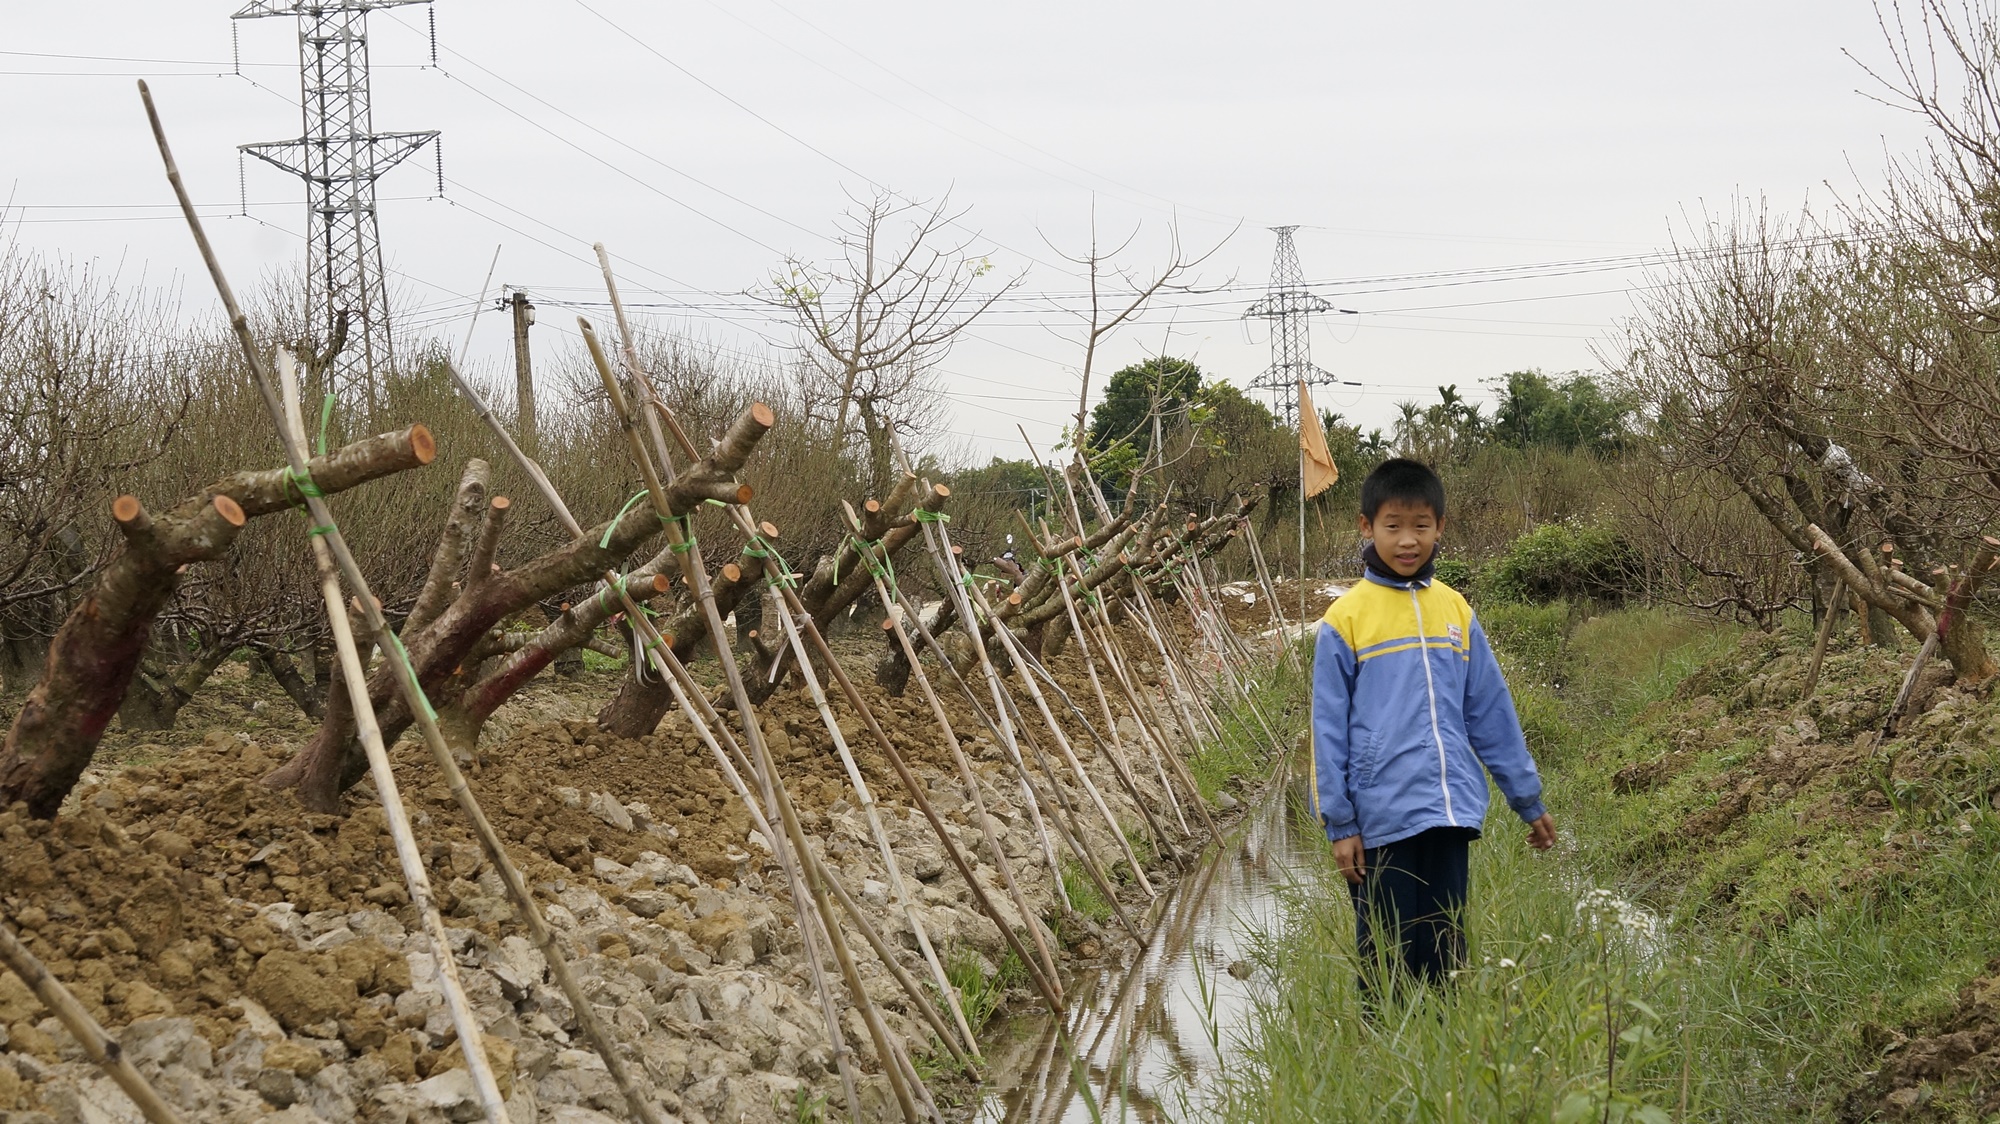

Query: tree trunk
[[251, 641, 323, 720], [275, 402, 774, 808], [117, 635, 235, 732], [594, 551, 769, 737], [0, 424, 433, 817]]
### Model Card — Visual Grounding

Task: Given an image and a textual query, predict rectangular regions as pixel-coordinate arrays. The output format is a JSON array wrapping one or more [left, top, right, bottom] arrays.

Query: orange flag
[[1298, 380, 1338, 498]]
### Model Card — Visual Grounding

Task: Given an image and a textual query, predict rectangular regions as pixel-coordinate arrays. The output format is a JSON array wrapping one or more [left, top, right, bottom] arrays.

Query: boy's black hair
[[1359, 458, 1446, 522]]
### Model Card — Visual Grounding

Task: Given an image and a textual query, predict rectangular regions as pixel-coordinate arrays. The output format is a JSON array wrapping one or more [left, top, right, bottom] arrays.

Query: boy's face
[[1358, 498, 1443, 578]]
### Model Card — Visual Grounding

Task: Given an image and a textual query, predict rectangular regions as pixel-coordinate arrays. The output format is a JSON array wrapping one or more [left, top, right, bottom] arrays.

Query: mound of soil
[[0, 625, 1223, 1121], [1840, 964, 2000, 1121]]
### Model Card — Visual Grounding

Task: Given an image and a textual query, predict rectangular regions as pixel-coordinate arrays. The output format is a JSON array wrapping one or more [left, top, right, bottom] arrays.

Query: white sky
[[2, 1, 1935, 463]]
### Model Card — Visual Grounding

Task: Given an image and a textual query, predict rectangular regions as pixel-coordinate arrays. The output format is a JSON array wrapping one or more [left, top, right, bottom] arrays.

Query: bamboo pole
[[0, 921, 187, 1124], [143, 84, 523, 1124], [1074, 580, 1222, 842], [445, 361, 868, 1121], [582, 338, 927, 1124], [903, 529, 1074, 911], [629, 603, 972, 1080], [756, 523, 1067, 1013], [915, 519, 1143, 940], [741, 555, 978, 1057], [935, 525, 1156, 897], [274, 356, 511, 1124], [848, 506, 1066, 1001], [1047, 563, 1187, 846]]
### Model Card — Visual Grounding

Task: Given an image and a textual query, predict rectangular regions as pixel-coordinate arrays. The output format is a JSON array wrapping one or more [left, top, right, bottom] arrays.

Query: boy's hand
[[1526, 813, 1556, 851], [1333, 835, 1366, 884]]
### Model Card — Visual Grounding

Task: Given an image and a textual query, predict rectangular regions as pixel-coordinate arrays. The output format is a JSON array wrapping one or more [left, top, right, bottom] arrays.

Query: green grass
[[1060, 856, 1114, 924], [1213, 605, 2000, 1121], [1185, 644, 1310, 802]]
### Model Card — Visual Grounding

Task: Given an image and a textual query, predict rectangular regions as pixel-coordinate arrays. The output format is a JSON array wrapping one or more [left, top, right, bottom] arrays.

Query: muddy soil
[[0, 625, 1252, 1123]]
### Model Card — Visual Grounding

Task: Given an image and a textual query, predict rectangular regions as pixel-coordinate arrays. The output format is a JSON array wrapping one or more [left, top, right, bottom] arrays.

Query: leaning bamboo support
[[0, 921, 187, 1124], [447, 359, 865, 1121], [850, 508, 1066, 1000], [614, 562, 876, 1117], [146, 87, 519, 1123], [1075, 579, 1221, 842], [751, 565, 979, 1058], [932, 524, 1147, 876], [757, 517, 1066, 1014], [629, 600, 972, 1081], [273, 358, 510, 1124], [915, 516, 1141, 938], [1049, 569, 1185, 848], [582, 336, 927, 1124]]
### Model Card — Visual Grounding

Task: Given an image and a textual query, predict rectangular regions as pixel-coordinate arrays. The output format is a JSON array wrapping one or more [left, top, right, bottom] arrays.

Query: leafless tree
[[761, 190, 1017, 494]]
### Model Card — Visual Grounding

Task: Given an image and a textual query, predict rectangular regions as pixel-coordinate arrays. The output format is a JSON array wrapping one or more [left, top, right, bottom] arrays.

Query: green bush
[[1484, 518, 1635, 605], [1433, 556, 1473, 590]]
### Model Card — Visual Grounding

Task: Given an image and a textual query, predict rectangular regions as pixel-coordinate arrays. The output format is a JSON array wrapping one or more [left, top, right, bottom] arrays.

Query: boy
[[1313, 458, 1556, 991]]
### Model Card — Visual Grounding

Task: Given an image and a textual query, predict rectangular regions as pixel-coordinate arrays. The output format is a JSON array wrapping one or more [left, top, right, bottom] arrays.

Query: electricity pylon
[[236, 0, 438, 403], [1243, 225, 1347, 424]]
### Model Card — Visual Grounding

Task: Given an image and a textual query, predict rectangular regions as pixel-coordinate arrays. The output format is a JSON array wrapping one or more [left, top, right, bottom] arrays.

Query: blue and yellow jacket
[[1312, 567, 1545, 846]]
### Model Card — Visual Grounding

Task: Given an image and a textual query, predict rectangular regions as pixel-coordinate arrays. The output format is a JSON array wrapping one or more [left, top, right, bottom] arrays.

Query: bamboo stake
[[629, 606, 972, 1080], [0, 921, 186, 1124], [916, 519, 1143, 939], [143, 85, 518, 1124], [574, 327, 981, 1065], [582, 341, 926, 1124], [759, 526, 1067, 1013], [1048, 562, 1186, 847], [445, 361, 867, 1121], [1076, 583, 1222, 842], [273, 356, 510, 1124], [904, 532, 1073, 910], [1802, 591, 1842, 702], [938, 529, 1156, 899], [988, 671, 1145, 941], [744, 553, 979, 1057], [1012, 632, 1174, 860], [848, 506, 1066, 1000]]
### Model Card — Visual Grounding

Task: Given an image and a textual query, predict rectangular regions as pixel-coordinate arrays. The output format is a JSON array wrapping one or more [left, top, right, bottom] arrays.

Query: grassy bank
[[1216, 606, 2000, 1122]]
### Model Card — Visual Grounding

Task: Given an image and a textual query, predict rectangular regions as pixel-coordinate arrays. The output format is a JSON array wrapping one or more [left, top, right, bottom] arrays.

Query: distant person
[[1311, 457, 1556, 998]]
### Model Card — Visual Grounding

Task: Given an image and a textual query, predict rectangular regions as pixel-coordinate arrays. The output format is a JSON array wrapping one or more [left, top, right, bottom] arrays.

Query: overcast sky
[[2, 1, 1936, 462]]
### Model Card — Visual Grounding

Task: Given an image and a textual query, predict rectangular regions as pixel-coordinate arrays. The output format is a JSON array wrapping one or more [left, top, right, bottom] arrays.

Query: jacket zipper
[[1408, 586, 1457, 826]]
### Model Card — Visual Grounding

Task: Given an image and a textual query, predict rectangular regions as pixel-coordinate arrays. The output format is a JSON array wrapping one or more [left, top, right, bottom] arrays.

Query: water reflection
[[970, 775, 1318, 1122]]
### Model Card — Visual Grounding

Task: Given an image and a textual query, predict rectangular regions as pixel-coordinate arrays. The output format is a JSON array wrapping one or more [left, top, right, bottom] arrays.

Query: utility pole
[[508, 289, 537, 455], [235, 0, 440, 407], [1243, 226, 1356, 425]]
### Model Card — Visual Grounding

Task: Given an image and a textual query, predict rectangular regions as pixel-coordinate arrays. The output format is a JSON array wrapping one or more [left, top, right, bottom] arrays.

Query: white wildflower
[[1499, 957, 1517, 969]]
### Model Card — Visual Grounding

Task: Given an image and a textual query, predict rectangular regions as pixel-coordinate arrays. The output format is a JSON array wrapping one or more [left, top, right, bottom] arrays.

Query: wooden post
[[509, 289, 536, 457]]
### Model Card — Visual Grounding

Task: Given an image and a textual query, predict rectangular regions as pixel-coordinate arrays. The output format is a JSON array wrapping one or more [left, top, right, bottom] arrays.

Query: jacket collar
[[1360, 540, 1434, 589]]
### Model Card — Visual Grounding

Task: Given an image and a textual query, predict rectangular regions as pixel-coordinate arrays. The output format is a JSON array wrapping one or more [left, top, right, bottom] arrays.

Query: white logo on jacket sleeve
[[1446, 623, 1463, 645]]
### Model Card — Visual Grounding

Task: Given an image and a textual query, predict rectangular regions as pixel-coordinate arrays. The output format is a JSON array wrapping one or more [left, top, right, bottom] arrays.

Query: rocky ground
[[0, 626, 1253, 1124]]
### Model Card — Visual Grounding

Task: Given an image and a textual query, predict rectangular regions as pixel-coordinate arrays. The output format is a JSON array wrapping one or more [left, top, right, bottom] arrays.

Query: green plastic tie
[[315, 393, 335, 458], [670, 535, 698, 554], [282, 468, 326, 505], [384, 632, 439, 724], [601, 490, 651, 548], [912, 509, 951, 524]]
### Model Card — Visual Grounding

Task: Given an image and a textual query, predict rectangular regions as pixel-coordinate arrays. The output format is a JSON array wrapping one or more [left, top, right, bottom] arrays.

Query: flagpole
[[1299, 432, 1307, 630]]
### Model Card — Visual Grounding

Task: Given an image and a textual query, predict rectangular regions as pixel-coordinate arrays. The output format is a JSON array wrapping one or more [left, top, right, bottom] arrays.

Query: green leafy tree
[[1086, 356, 1205, 459], [1490, 370, 1634, 454]]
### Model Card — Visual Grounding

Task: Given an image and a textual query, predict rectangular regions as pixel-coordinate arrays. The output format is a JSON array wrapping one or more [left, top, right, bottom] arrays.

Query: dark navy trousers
[[1348, 826, 1477, 990]]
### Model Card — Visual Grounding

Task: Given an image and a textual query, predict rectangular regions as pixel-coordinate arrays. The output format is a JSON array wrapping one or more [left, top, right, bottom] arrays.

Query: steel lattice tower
[[236, 0, 438, 403], [1243, 225, 1338, 424]]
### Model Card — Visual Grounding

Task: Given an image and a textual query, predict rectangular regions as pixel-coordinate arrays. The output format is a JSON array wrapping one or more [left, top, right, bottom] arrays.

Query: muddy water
[[969, 774, 1321, 1122]]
